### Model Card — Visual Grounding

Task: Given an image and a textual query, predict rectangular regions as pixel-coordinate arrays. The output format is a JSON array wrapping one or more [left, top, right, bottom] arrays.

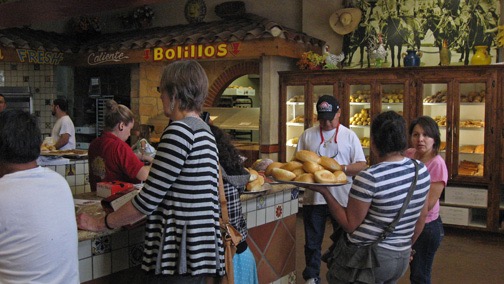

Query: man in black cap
[[296, 95, 367, 284]]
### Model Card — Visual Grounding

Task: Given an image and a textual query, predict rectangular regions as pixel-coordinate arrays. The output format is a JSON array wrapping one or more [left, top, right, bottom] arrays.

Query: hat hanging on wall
[[329, 8, 362, 35]]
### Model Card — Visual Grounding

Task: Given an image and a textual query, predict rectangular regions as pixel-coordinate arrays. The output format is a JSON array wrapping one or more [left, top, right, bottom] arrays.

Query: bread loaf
[[332, 170, 347, 183], [294, 173, 315, 183], [247, 175, 265, 191], [314, 170, 339, 183], [474, 144, 484, 154], [281, 160, 303, 172], [303, 160, 323, 173], [265, 162, 284, 176], [319, 156, 342, 172], [295, 150, 321, 164], [271, 168, 296, 181]]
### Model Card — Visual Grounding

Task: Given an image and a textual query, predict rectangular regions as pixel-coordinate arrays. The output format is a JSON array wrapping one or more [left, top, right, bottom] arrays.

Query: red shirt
[[88, 132, 144, 191]]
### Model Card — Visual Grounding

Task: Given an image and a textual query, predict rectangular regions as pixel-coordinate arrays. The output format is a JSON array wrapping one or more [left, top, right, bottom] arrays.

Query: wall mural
[[342, 0, 500, 68]]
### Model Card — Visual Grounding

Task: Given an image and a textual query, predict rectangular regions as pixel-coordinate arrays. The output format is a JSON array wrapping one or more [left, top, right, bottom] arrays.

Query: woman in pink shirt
[[405, 116, 448, 284]]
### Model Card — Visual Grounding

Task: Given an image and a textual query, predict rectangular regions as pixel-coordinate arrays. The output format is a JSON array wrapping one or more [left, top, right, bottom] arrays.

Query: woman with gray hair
[[78, 60, 224, 283]]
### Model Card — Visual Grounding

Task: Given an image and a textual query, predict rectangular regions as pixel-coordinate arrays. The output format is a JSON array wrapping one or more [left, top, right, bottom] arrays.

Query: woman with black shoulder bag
[[307, 111, 431, 284]]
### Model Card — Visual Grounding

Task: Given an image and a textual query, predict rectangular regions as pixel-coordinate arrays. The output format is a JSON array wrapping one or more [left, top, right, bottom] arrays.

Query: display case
[[279, 66, 502, 233]]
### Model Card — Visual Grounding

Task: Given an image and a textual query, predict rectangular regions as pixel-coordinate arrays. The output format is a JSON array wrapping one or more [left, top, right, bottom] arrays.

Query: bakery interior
[[1, 0, 504, 283]]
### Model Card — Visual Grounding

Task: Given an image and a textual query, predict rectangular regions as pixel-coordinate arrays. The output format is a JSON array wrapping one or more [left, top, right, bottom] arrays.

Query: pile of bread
[[459, 144, 484, 154], [265, 150, 347, 184], [458, 160, 483, 176], [41, 143, 56, 152]]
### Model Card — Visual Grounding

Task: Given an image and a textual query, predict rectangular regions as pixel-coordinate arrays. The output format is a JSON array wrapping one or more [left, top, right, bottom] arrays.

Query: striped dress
[[348, 158, 430, 251], [132, 117, 224, 277]]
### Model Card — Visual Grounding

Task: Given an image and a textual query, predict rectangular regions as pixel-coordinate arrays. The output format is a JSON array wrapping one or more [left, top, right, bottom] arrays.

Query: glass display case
[[279, 66, 502, 233]]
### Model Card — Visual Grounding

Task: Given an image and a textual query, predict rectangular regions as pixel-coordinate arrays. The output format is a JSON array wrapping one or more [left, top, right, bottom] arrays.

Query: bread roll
[[295, 150, 321, 164], [271, 168, 296, 181], [314, 170, 338, 183], [319, 156, 342, 171], [292, 167, 306, 177], [265, 162, 284, 176], [303, 160, 323, 173], [294, 173, 315, 183], [252, 158, 274, 172], [281, 160, 304, 172], [246, 168, 259, 182], [474, 144, 484, 154], [460, 145, 475, 153], [332, 170, 347, 183], [247, 175, 265, 191]]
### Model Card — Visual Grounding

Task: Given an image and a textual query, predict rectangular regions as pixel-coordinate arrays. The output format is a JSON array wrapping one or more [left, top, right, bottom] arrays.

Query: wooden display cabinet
[[279, 66, 503, 233]]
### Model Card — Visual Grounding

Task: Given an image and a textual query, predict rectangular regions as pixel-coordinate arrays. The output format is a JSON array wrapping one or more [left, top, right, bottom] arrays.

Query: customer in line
[[405, 116, 448, 284], [0, 94, 6, 112], [0, 110, 79, 283], [296, 95, 367, 284], [78, 60, 224, 283], [51, 98, 76, 150], [88, 99, 152, 191], [210, 124, 259, 284], [307, 111, 430, 284]]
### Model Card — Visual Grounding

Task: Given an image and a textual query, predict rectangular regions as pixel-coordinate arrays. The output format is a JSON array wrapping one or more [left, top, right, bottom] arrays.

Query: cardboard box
[[444, 186, 487, 207], [97, 181, 134, 198], [440, 206, 471, 226]]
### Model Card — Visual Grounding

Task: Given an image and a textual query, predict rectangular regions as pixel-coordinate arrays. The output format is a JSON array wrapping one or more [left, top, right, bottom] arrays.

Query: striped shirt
[[132, 117, 224, 276], [348, 158, 430, 251]]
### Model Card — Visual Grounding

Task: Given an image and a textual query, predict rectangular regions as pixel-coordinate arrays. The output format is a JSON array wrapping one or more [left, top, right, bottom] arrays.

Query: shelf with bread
[[279, 66, 504, 233]]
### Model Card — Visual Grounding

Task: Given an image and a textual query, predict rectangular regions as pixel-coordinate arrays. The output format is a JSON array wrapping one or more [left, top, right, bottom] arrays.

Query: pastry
[[319, 156, 342, 172], [313, 170, 338, 183], [474, 144, 484, 154], [332, 170, 347, 183], [281, 160, 304, 172], [294, 173, 315, 183], [265, 162, 284, 176], [303, 160, 323, 173], [271, 168, 296, 181], [295, 150, 321, 164]]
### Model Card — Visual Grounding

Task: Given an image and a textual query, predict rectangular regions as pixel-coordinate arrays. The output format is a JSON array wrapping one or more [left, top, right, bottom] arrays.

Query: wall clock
[[185, 0, 207, 24]]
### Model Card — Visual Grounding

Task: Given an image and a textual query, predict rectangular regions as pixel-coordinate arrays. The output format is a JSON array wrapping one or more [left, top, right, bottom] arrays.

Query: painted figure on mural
[[341, 0, 500, 67]]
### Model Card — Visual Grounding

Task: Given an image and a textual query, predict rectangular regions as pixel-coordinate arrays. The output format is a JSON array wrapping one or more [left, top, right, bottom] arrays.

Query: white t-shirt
[[297, 124, 366, 206], [52, 115, 76, 150], [0, 167, 79, 283]]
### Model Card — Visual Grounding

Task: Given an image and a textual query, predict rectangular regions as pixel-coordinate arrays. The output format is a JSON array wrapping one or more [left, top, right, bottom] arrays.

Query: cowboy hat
[[329, 8, 362, 35]]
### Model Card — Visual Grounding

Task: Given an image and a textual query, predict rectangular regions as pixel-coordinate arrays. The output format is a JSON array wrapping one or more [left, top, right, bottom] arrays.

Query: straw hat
[[329, 8, 362, 35]]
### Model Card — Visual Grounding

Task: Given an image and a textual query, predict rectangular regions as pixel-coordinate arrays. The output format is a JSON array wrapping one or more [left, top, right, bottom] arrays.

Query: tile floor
[[295, 212, 504, 284]]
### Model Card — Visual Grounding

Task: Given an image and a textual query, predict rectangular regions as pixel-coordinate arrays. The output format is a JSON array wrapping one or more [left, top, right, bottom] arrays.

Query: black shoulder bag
[[327, 159, 419, 284]]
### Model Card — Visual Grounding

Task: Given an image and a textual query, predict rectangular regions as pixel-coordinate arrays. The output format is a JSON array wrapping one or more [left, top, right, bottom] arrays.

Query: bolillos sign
[[81, 42, 242, 66]]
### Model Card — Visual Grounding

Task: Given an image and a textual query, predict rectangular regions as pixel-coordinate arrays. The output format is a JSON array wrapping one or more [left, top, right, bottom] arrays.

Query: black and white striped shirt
[[132, 117, 224, 276]]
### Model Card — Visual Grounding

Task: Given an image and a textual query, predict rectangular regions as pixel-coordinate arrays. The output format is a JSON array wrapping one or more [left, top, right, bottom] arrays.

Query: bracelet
[[104, 213, 114, 230], [343, 165, 347, 173]]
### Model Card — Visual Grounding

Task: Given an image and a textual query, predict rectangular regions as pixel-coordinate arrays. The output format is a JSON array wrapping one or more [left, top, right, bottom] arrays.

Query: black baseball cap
[[317, 95, 340, 121]]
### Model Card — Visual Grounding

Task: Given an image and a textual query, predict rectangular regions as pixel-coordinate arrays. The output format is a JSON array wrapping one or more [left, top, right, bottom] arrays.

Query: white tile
[[56, 165, 66, 176], [291, 199, 299, 214], [66, 175, 75, 186], [92, 252, 112, 279], [266, 205, 275, 224], [241, 200, 247, 212], [283, 200, 291, 217], [275, 191, 284, 204], [246, 211, 257, 228], [78, 240, 92, 260], [78, 257, 92, 283], [246, 199, 256, 213], [111, 230, 129, 250], [112, 247, 130, 273], [75, 163, 85, 174], [266, 194, 275, 207], [256, 208, 266, 226], [284, 189, 292, 201]]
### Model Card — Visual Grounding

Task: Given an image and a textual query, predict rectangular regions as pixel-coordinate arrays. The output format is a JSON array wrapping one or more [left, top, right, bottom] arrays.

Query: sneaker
[[305, 278, 319, 284]]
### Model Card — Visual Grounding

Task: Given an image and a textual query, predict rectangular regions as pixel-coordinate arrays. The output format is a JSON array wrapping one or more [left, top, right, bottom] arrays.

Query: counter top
[[76, 182, 299, 241]]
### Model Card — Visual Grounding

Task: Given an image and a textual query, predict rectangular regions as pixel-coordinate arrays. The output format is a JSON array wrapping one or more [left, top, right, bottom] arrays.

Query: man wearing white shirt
[[51, 98, 76, 150]]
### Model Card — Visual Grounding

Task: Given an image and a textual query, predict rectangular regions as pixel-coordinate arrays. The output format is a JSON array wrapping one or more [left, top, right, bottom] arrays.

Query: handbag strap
[[375, 159, 419, 243], [217, 165, 230, 224]]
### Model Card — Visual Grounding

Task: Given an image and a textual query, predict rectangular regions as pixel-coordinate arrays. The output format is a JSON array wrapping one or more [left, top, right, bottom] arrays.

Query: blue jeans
[[410, 216, 444, 284], [303, 205, 342, 282], [374, 246, 410, 284]]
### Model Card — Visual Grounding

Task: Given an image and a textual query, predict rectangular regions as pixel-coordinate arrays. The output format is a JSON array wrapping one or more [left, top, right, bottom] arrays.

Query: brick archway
[[205, 61, 260, 107]]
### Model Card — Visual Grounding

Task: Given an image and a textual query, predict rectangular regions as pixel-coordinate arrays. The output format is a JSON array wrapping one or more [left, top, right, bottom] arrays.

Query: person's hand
[[410, 249, 416, 263], [76, 213, 105, 232], [304, 184, 329, 193]]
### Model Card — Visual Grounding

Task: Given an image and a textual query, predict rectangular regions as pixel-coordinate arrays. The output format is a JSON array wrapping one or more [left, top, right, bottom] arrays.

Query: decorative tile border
[[246, 187, 299, 230]]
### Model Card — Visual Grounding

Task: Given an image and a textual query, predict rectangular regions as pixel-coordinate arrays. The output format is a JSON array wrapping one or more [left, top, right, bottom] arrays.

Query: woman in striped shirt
[[307, 111, 431, 284], [78, 60, 224, 283]]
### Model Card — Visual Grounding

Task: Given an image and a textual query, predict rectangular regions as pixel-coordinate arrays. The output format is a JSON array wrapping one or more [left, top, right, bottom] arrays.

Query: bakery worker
[[296, 95, 367, 284], [51, 98, 76, 150], [0, 94, 6, 112]]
